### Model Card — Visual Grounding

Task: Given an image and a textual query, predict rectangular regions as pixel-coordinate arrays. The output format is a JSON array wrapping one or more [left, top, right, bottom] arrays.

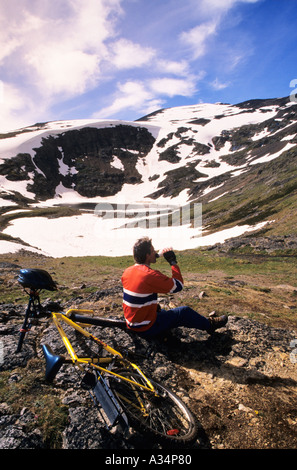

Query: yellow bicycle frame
[[50, 309, 156, 394]]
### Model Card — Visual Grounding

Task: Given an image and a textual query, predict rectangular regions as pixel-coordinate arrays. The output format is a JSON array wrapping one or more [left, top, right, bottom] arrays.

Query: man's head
[[133, 237, 157, 265]]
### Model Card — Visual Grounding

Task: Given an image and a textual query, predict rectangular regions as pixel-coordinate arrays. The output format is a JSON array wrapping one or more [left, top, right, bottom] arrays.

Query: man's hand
[[161, 248, 177, 266]]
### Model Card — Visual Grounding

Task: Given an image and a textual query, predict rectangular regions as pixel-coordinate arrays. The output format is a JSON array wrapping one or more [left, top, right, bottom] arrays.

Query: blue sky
[[1, 0, 297, 131]]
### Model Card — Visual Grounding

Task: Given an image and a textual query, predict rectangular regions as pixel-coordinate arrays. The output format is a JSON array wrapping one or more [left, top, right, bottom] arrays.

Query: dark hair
[[133, 237, 152, 264]]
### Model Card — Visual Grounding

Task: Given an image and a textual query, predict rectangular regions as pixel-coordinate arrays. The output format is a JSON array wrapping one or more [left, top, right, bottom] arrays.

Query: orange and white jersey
[[121, 263, 183, 331]]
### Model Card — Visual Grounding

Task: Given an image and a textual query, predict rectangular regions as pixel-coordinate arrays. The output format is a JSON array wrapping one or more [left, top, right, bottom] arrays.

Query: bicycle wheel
[[107, 370, 199, 446]]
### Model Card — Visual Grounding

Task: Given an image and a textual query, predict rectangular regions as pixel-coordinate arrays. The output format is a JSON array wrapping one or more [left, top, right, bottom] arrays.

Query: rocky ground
[[1, 248, 297, 450], [1, 297, 297, 449]]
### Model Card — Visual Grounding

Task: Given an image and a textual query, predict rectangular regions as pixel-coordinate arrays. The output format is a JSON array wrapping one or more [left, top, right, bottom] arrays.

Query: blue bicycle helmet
[[18, 269, 57, 291]]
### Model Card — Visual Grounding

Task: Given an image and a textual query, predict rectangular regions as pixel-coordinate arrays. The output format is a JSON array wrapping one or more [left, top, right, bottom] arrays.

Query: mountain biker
[[121, 237, 228, 338]]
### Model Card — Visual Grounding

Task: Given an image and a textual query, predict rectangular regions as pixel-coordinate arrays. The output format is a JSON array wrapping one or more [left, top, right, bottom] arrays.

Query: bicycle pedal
[[81, 371, 97, 389]]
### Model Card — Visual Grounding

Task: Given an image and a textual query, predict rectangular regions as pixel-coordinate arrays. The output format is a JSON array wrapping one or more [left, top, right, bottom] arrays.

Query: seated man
[[121, 237, 228, 338]]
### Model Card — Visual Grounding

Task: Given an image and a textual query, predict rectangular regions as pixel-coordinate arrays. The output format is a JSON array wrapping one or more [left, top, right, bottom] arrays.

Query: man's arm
[[169, 264, 183, 293], [147, 249, 184, 294], [162, 249, 183, 293]]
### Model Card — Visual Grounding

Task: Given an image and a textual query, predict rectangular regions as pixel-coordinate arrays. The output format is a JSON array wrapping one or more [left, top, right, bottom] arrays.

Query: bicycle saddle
[[18, 268, 57, 291], [42, 344, 65, 382]]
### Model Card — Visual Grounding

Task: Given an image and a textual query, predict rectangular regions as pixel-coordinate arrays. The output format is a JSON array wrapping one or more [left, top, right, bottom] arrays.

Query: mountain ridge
[[1, 97, 297, 450], [0, 95, 297, 256]]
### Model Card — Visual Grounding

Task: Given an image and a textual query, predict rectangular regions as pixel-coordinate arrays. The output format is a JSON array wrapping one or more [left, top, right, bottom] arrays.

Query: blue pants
[[137, 306, 211, 339]]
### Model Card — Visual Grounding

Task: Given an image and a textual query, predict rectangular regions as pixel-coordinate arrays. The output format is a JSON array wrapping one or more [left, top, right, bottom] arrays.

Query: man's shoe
[[207, 315, 228, 334]]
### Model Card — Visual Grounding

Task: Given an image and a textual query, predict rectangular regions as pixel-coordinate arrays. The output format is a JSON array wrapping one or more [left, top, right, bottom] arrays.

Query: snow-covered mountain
[[1, 96, 297, 257]]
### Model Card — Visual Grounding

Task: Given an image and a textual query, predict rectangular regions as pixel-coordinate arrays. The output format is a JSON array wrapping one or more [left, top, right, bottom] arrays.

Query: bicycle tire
[[107, 370, 199, 446]]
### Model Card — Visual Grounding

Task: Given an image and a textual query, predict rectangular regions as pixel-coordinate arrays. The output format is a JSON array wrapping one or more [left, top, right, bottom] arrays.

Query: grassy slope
[[198, 146, 297, 236]]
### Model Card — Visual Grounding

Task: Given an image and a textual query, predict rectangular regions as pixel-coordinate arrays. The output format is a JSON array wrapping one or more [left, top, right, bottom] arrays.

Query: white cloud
[[156, 59, 191, 77], [25, 46, 100, 97], [0, 82, 42, 132], [0, 1, 122, 93], [0, 0, 123, 130], [21, 0, 123, 99], [180, 21, 218, 59], [150, 77, 197, 97], [180, 0, 261, 60], [197, 0, 260, 15], [93, 81, 163, 118], [109, 39, 156, 69], [0, 9, 45, 64], [93, 73, 200, 119], [211, 78, 230, 90], [0, 0, 264, 131]]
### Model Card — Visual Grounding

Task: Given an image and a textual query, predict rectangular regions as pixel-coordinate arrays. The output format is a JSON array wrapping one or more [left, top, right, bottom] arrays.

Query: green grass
[[177, 248, 297, 280], [197, 146, 297, 236], [1, 247, 297, 328], [0, 358, 68, 448]]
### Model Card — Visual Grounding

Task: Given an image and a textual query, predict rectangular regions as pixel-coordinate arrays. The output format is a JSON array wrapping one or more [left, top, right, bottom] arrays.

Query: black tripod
[[16, 288, 42, 353]]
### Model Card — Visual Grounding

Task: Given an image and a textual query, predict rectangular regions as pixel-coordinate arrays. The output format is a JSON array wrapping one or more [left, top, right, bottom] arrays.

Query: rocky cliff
[[0, 124, 155, 201]]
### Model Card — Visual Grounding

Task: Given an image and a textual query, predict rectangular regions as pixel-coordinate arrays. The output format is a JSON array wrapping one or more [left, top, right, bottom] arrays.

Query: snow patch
[[250, 142, 295, 165], [110, 155, 124, 170], [2, 211, 269, 258]]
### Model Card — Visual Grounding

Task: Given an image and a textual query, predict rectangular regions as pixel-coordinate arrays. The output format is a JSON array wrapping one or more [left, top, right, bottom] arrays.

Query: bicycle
[[16, 268, 199, 447]]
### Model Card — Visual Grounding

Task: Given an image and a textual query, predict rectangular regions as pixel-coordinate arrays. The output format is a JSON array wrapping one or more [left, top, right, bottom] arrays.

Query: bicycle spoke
[[108, 370, 198, 443]]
